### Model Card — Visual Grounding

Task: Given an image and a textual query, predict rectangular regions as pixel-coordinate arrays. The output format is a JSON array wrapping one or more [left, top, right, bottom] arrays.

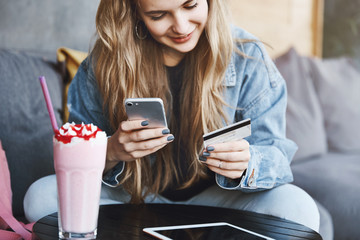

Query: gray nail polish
[[203, 152, 210, 157], [167, 135, 174, 141], [141, 120, 149, 126], [162, 129, 170, 134], [207, 146, 215, 151], [199, 156, 207, 162]]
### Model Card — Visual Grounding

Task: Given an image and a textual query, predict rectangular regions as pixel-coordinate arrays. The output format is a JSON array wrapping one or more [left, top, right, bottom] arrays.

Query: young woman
[[24, 0, 320, 231]]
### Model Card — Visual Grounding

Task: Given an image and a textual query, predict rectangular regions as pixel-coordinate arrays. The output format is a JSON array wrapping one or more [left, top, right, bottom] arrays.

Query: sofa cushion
[[291, 153, 360, 240], [0, 49, 63, 217], [275, 48, 328, 162], [309, 57, 360, 153]]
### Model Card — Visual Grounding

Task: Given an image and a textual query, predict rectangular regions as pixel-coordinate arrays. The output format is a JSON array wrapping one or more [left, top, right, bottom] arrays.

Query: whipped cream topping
[[55, 122, 105, 144]]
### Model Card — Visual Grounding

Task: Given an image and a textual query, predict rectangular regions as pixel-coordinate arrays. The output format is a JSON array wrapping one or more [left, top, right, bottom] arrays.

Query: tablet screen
[[143, 222, 273, 240]]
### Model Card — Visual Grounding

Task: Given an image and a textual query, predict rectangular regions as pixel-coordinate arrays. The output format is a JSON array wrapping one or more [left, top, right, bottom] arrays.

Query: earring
[[135, 20, 147, 40]]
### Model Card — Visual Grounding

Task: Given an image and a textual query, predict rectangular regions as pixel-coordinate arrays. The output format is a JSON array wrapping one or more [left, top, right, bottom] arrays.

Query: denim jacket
[[67, 26, 297, 193]]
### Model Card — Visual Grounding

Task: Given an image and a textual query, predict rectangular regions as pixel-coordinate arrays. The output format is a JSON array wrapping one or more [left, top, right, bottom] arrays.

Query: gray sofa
[[1, 1, 359, 240], [275, 48, 360, 240]]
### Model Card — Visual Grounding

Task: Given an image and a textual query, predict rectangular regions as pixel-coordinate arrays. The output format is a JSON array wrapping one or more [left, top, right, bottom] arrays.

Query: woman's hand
[[105, 119, 173, 172], [201, 139, 250, 179]]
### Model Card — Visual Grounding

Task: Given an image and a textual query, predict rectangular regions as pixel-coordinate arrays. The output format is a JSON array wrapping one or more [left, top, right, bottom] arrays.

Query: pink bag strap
[[0, 208, 32, 240], [0, 229, 23, 240], [21, 222, 35, 233], [0, 141, 12, 214], [0, 141, 32, 240]]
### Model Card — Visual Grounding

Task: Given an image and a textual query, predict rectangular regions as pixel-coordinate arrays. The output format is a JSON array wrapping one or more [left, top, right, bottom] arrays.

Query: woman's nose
[[172, 13, 189, 35]]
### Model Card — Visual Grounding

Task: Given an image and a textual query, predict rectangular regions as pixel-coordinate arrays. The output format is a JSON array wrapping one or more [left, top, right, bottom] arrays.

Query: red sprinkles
[[55, 123, 102, 144]]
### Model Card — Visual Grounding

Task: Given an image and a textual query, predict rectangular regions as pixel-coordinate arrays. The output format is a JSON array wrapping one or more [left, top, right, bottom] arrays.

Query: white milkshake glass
[[54, 123, 107, 239]]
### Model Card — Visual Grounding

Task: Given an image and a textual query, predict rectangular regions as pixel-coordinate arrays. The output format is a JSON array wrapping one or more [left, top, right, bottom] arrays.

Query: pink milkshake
[[54, 122, 107, 239]]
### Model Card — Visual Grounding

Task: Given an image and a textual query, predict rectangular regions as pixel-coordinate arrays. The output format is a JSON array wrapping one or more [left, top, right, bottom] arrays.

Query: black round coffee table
[[32, 203, 322, 240]]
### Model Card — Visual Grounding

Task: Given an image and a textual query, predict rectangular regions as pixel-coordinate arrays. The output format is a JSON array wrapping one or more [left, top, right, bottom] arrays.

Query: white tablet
[[143, 222, 274, 240]]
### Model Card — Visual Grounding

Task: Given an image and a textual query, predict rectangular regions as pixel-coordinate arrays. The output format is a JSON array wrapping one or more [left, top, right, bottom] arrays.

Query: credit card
[[203, 118, 251, 148]]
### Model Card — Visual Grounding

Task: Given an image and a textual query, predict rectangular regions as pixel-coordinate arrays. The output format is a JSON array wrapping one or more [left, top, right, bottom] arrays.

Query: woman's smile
[[169, 30, 194, 43]]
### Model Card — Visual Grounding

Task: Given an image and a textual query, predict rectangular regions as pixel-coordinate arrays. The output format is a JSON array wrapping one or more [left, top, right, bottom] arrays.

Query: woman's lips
[[170, 31, 194, 43]]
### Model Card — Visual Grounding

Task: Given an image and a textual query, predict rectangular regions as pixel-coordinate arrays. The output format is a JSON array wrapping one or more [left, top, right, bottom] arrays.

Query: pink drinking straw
[[39, 76, 59, 134]]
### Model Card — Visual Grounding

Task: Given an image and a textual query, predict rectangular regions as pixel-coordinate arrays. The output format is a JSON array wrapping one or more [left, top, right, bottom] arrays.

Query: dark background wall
[[323, 0, 360, 67]]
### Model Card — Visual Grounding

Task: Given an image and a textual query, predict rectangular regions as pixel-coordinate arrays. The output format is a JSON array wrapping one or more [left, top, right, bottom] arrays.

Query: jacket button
[[248, 177, 255, 187], [248, 169, 255, 187]]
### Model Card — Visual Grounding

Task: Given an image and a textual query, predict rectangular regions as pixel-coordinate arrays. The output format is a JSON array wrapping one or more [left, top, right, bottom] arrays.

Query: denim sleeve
[[67, 58, 113, 135], [67, 58, 125, 186], [216, 39, 297, 192]]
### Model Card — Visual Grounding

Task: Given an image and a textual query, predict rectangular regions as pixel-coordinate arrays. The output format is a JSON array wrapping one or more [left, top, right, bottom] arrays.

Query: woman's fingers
[[204, 150, 250, 162], [107, 119, 173, 162], [120, 119, 149, 131], [121, 143, 168, 160], [204, 158, 248, 170], [118, 119, 172, 142], [206, 164, 245, 179], [200, 139, 250, 179], [121, 134, 173, 153], [120, 127, 171, 143], [206, 139, 249, 152]]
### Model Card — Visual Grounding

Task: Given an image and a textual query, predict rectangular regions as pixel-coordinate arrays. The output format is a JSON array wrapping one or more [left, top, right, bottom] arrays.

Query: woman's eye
[[184, 2, 198, 9], [151, 13, 166, 21]]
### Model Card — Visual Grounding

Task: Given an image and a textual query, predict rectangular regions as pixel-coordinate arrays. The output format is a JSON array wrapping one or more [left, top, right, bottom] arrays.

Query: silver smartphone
[[125, 98, 168, 128]]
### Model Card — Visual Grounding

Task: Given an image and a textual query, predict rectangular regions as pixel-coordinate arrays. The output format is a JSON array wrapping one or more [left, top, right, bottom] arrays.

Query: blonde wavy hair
[[92, 0, 234, 203]]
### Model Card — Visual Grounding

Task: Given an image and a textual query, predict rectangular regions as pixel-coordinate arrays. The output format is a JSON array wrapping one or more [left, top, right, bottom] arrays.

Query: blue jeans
[[24, 174, 319, 232]]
